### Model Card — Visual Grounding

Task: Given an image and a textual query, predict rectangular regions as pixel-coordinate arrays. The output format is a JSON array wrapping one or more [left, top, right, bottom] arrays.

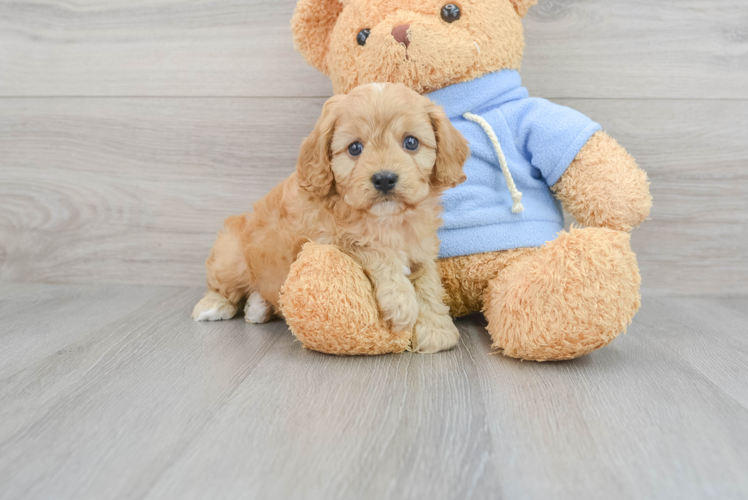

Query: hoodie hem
[[437, 220, 565, 259]]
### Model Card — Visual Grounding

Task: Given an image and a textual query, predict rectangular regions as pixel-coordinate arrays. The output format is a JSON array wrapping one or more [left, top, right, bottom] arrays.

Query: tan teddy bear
[[280, 0, 652, 360]]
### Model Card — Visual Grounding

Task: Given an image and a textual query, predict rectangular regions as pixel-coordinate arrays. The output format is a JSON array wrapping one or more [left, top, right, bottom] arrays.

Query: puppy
[[192, 82, 469, 353]]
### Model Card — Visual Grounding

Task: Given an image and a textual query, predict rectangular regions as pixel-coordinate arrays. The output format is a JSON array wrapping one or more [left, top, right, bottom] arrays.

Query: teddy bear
[[279, 0, 652, 361]]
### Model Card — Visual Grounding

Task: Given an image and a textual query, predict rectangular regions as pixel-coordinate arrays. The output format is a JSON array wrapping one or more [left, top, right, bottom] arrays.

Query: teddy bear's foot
[[279, 242, 411, 355], [483, 226, 641, 361]]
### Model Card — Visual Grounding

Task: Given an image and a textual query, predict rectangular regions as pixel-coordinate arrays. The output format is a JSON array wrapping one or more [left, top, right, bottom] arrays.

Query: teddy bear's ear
[[509, 0, 538, 18], [291, 0, 345, 74]]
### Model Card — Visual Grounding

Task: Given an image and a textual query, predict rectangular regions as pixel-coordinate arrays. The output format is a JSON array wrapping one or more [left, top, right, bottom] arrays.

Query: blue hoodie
[[426, 70, 601, 259]]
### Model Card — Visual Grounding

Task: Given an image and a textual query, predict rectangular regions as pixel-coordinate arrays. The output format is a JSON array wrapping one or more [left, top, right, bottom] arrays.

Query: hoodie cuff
[[544, 122, 601, 187]]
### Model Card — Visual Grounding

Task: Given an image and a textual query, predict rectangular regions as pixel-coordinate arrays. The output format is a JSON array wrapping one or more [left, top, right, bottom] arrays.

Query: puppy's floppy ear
[[297, 94, 346, 197], [291, 0, 345, 74], [509, 0, 538, 18], [429, 104, 469, 190]]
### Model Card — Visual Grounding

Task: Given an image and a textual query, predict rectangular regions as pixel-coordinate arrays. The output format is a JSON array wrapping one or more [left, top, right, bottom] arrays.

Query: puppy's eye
[[404, 136, 420, 151], [441, 4, 461, 23], [357, 29, 371, 46], [348, 141, 364, 156]]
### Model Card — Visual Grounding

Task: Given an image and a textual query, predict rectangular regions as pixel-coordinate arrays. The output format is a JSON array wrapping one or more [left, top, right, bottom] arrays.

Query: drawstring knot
[[463, 112, 524, 214]]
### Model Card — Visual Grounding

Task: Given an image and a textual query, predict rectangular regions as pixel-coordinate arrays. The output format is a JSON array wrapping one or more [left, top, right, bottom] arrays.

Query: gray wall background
[[1, 0, 746, 296]]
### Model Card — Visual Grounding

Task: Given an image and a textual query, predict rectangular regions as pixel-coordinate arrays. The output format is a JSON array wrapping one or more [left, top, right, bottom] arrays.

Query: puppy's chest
[[403, 260, 424, 280], [319, 209, 438, 263], [363, 217, 431, 254]]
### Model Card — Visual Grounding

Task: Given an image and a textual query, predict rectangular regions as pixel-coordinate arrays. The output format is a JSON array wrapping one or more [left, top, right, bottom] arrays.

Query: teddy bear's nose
[[391, 25, 410, 48]]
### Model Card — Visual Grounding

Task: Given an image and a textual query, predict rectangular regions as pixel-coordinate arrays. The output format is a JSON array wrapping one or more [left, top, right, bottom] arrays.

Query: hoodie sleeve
[[500, 98, 601, 186]]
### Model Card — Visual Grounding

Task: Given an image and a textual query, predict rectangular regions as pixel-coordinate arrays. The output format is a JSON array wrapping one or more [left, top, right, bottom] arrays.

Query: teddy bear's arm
[[551, 131, 652, 232]]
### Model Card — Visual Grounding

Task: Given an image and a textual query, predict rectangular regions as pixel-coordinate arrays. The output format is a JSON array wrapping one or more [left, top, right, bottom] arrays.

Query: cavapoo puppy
[[192, 83, 469, 353]]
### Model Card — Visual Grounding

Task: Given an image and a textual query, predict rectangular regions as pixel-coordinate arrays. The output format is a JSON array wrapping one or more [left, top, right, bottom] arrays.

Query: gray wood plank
[[0, 0, 332, 98], [522, 0, 748, 99], [1, 286, 746, 499], [0, 284, 179, 380], [0, 286, 285, 500], [144, 324, 500, 500], [2, 98, 746, 294], [462, 306, 748, 500], [0, 0, 745, 98], [635, 296, 748, 409], [713, 296, 748, 317]]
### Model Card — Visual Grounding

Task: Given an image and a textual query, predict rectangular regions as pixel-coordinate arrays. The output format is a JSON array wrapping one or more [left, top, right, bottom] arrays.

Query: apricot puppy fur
[[192, 83, 469, 353]]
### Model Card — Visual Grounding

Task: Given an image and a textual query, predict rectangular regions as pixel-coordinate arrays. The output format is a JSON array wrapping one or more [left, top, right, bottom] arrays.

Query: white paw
[[192, 292, 238, 322], [244, 292, 274, 324], [380, 289, 419, 333], [411, 312, 460, 354]]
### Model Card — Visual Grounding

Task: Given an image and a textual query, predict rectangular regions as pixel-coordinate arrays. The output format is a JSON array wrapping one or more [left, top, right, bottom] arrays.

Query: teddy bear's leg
[[483, 226, 641, 361], [279, 242, 411, 355], [438, 248, 538, 317]]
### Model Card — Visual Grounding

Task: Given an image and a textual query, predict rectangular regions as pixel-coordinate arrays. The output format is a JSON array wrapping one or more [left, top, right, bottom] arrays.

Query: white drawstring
[[463, 112, 524, 214]]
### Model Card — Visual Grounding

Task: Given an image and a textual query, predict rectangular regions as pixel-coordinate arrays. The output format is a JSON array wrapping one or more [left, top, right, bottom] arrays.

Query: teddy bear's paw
[[484, 226, 641, 361], [280, 242, 411, 355], [411, 311, 460, 354]]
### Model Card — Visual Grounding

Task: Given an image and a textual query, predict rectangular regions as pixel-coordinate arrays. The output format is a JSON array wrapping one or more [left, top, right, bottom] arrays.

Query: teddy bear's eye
[[357, 29, 371, 46], [441, 4, 461, 23]]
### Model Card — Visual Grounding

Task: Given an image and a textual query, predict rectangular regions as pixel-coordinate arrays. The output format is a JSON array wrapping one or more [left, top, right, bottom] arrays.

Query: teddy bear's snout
[[391, 24, 410, 48]]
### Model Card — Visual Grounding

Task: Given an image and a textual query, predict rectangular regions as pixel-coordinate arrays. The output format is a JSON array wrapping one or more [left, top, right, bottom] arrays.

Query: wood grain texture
[[1, 1, 746, 498], [0, 97, 325, 286], [0, 285, 747, 499], [1, 98, 746, 294], [522, 0, 748, 99], [0, 0, 332, 98], [464, 298, 748, 500], [0, 0, 746, 98], [635, 296, 748, 409]]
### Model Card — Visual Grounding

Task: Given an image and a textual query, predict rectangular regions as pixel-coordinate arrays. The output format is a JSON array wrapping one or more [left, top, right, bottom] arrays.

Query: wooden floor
[[1, 283, 746, 500], [1, 0, 747, 498]]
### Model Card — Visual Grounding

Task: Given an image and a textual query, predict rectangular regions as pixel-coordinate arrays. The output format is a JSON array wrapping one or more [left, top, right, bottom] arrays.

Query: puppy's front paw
[[378, 288, 419, 333], [412, 311, 460, 354]]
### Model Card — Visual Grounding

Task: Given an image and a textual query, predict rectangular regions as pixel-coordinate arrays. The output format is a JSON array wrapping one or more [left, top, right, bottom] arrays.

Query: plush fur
[[438, 246, 538, 318], [193, 83, 469, 354], [481, 227, 641, 361], [293, 0, 528, 95], [284, 0, 652, 360], [553, 131, 652, 233], [281, 242, 410, 355]]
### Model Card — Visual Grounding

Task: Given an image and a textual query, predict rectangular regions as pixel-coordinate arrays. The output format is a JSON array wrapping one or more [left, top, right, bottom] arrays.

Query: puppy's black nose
[[372, 171, 399, 194]]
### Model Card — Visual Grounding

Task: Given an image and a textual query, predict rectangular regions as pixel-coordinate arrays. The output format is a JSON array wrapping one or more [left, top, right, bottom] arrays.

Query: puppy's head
[[297, 83, 468, 216]]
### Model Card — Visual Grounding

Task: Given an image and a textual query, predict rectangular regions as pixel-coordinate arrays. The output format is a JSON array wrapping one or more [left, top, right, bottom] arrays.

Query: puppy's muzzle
[[371, 171, 399, 194]]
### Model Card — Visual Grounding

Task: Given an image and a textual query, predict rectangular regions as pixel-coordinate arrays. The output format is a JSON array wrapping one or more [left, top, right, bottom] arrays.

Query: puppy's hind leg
[[244, 292, 274, 324], [193, 291, 239, 322], [192, 215, 251, 322]]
